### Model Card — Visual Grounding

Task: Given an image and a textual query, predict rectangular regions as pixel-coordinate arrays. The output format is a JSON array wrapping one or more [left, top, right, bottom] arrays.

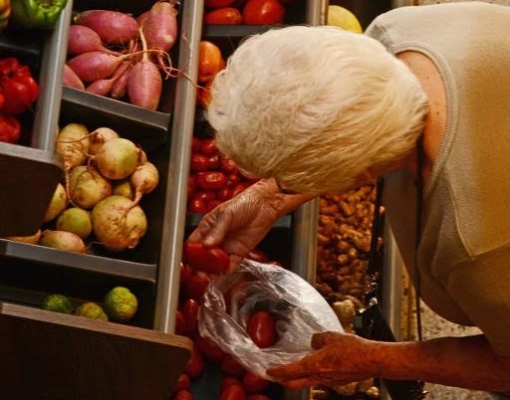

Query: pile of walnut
[[312, 184, 381, 400]]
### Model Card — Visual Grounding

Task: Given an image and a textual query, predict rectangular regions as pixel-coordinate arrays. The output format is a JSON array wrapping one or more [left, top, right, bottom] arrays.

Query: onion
[[68, 165, 112, 210], [93, 137, 141, 180], [88, 127, 120, 155], [39, 230, 87, 253], [43, 183, 68, 223], [130, 161, 159, 207], [56, 207, 93, 240], [91, 195, 148, 252]]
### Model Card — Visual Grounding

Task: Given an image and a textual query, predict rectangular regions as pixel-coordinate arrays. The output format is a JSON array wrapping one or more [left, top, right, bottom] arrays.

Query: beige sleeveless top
[[366, 2, 510, 355]]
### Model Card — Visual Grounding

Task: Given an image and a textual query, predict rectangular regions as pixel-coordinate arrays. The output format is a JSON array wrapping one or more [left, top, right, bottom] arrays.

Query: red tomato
[[190, 153, 210, 171], [205, 0, 236, 8], [185, 270, 211, 300], [180, 263, 194, 287], [242, 371, 270, 394], [173, 373, 191, 393], [191, 136, 201, 152], [204, 7, 243, 24], [247, 395, 271, 400], [185, 345, 205, 378], [187, 175, 197, 199], [225, 173, 240, 188], [217, 187, 233, 201], [221, 376, 243, 392], [184, 241, 230, 274], [220, 157, 239, 174], [175, 310, 187, 335], [247, 311, 277, 348], [182, 298, 200, 335], [200, 137, 218, 156], [232, 0, 248, 7], [220, 382, 246, 400], [221, 354, 246, 377], [194, 190, 217, 201], [174, 390, 194, 400], [188, 198, 208, 213], [206, 199, 222, 212], [196, 335, 226, 363], [207, 154, 221, 169], [231, 182, 251, 197], [198, 41, 224, 83], [197, 171, 227, 191], [242, 0, 286, 25]]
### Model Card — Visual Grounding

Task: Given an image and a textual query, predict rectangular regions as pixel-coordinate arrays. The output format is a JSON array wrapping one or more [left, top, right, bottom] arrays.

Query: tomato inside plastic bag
[[198, 259, 344, 379]]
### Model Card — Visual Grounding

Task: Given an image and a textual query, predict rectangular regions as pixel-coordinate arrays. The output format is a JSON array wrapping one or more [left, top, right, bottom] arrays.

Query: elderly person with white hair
[[188, 2, 510, 396]]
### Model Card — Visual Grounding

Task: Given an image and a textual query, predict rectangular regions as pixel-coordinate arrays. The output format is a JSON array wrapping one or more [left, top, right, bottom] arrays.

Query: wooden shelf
[[0, 302, 193, 400], [0, 142, 63, 237]]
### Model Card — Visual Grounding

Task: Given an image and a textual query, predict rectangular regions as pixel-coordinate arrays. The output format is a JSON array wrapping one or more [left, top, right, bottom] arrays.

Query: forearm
[[374, 334, 510, 391]]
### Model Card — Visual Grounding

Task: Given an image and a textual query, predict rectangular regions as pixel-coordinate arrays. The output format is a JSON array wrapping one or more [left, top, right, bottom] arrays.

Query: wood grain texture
[[0, 302, 193, 400], [0, 142, 63, 237]]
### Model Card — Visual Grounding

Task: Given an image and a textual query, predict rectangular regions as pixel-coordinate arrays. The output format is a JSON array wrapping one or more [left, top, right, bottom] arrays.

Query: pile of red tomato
[[187, 135, 258, 214], [173, 242, 280, 400], [204, 0, 298, 25], [0, 56, 39, 144]]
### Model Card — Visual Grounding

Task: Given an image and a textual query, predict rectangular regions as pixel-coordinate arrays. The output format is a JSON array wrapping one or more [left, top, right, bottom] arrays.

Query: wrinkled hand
[[187, 179, 285, 270], [267, 332, 379, 390]]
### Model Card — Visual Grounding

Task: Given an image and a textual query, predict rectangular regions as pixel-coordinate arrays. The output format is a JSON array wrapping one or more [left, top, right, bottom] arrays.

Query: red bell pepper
[[0, 57, 39, 115]]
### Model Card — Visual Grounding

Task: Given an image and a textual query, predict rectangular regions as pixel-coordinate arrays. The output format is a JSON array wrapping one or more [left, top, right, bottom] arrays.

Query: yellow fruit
[[327, 5, 363, 34]]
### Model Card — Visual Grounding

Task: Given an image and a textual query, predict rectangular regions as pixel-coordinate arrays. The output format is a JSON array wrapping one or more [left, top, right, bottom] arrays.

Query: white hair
[[206, 25, 428, 195]]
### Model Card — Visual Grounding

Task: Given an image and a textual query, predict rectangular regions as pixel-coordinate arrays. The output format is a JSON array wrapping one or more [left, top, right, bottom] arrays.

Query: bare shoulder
[[397, 51, 446, 178]]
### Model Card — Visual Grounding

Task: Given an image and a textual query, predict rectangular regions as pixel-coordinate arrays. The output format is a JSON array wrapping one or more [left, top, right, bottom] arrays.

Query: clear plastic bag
[[198, 259, 343, 379]]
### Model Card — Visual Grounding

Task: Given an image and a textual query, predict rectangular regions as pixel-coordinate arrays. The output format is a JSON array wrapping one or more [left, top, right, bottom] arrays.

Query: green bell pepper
[[11, 0, 68, 29]]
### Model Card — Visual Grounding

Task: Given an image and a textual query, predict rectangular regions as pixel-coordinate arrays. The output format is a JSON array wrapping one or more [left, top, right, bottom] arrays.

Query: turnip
[[56, 207, 93, 240], [55, 123, 90, 172], [68, 165, 112, 210], [129, 161, 159, 207], [91, 195, 148, 252], [88, 127, 120, 155], [43, 183, 68, 223], [39, 230, 87, 253], [4, 229, 42, 244], [73, 10, 138, 46], [92, 137, 141, 180], [66, 52, 127, 84], [68, 24, 121, 56], [113, 180, 134, 200]]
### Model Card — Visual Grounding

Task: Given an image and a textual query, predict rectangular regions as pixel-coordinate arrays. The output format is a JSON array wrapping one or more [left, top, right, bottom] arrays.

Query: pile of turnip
[[64, 1, 179, 111], [24, 123, 160, 254]]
